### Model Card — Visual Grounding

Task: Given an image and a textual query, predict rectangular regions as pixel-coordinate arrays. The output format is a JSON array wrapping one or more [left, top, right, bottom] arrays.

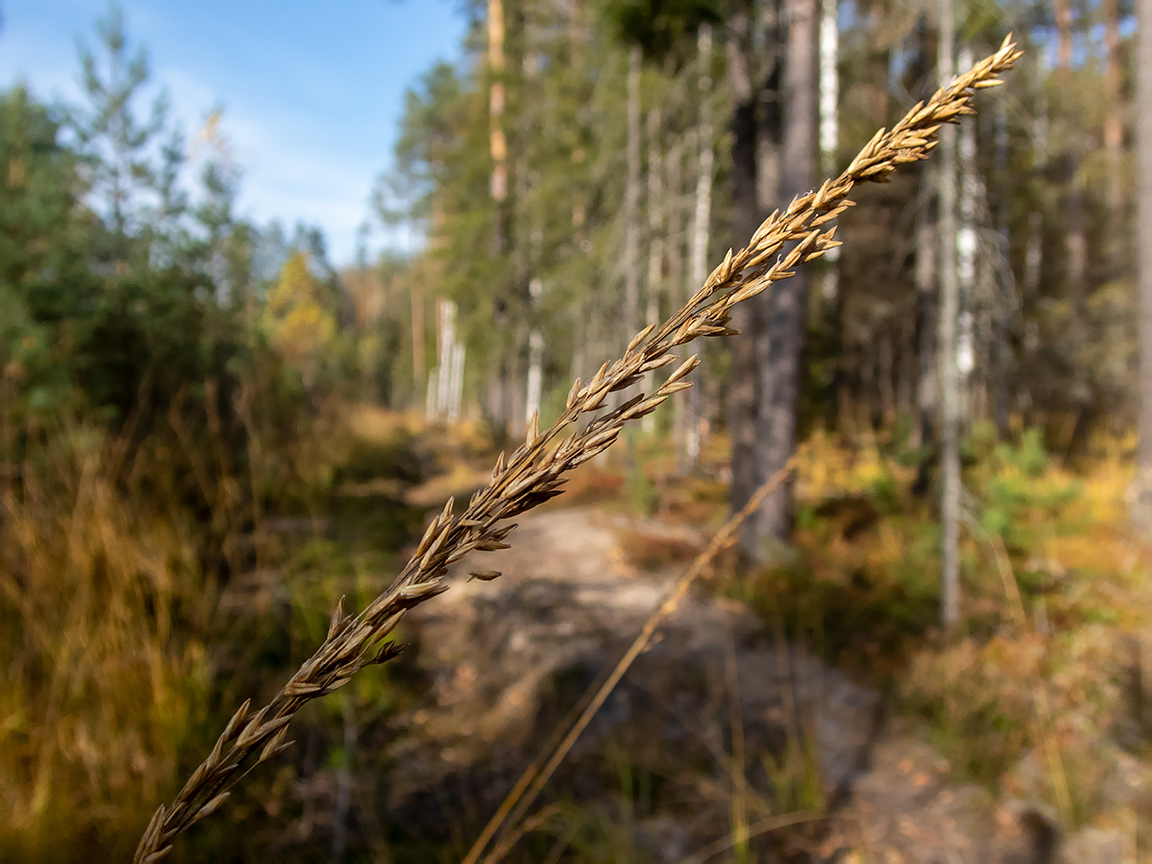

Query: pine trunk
[[749, 0, 816, 553], [726, 6, 764, 548]]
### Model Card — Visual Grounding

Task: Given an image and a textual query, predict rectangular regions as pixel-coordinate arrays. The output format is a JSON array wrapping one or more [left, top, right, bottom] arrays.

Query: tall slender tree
[[643, 106, 664, 430], [726, 2, 764, 551], [625, 45, 642, 357], [687, 24, 714, 469], [750, 0, 817, 551], [70, 4, 168, 263], [938, 0, 961, 631]]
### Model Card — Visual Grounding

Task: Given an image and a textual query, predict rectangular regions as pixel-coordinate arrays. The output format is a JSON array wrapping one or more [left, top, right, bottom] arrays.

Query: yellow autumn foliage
[[264, 251, 338, 384]]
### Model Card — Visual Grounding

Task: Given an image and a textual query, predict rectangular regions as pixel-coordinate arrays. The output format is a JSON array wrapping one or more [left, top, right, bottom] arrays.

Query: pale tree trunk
[[436, 299, 456, 421], [450, 341, 466, 423], [938, 0, 961, 631], [624, 45, 642, 353], [726, 6, 764, 543], [957, 45, 977, 400], [1134, 0, 1152, 529], [643, 107, 664, 431], [667, 136, 688, 469], [689, 24, 714, 470], [525, 314, 542, 425], [818, 0, 839, 302], [750, 0, 816, 553]]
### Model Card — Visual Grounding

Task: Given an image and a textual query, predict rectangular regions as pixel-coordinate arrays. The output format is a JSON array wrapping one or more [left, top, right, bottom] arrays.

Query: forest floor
[[387, 494, 1130, 863], [236, 406, 1152, 863]]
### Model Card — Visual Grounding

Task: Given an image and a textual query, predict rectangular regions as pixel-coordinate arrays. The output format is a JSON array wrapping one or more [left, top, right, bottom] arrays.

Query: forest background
[[3, 0, 1152, 861]]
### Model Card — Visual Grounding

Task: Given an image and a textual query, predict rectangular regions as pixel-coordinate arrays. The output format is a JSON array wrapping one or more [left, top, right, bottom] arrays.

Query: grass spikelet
[[134, 37, 1022, 861]]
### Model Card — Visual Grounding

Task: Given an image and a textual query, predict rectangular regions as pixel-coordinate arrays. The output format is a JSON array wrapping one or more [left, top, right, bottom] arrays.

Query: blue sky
[[0, 0, 468, 265]]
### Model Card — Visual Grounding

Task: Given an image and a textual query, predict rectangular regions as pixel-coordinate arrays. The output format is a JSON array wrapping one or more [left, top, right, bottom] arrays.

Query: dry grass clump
[[135, 38, 1022, 861], [0, 423, 216, 861]]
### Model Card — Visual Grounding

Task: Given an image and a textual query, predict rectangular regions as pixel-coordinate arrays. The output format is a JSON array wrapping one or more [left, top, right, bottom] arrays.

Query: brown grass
[[134, 38, 1023, 862]]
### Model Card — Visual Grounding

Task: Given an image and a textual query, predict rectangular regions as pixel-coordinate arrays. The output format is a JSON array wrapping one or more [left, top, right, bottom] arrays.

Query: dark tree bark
[[726, 2, 766, 553], [748, 0, 817, 553]]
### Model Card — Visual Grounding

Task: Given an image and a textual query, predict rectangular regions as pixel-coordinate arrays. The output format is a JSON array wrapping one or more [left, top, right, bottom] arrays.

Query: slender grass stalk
[[468, 458, 798, 864], [134, 37, 1022, 863]]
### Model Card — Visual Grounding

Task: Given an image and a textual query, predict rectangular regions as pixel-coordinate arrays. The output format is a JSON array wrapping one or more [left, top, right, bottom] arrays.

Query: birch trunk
[[667, 136, 687, 470], [624, 45, 641, 355], [689, 25, 714, 470], [957, 45, 977, 399], [938, 0, 961, 631], [818, 0, 839, 302], [644, 108, 663, 431]]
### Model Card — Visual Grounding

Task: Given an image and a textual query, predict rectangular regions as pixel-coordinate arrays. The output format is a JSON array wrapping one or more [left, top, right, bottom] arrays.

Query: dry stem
[[467, 458, 798, 864], [134, 37, 1022, 863]]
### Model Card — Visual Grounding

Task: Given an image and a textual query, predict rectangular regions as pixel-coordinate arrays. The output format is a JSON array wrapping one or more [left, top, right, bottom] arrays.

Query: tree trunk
[[749, 0, 816, 553], [818, 0, 839, 302], [726, 6, 765, 550], [488, 0, 512, 436], [624, 45, 642, 352], [1134, 0, 1152, 528], [912, 13, 937, 455], [957, 45, 978, 404], [1055, 0, 1088, 402], [644, 107, 664, 431], [938, 0, 960, 631], [992, 100, 1011, 438], [667, 136, 688, 470], [411, 268, 426, 404], [688, 26, 715, 470]]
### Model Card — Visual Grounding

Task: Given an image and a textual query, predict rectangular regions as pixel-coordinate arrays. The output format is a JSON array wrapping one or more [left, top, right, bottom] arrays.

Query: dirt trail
[[389, 505, 1119, 863]]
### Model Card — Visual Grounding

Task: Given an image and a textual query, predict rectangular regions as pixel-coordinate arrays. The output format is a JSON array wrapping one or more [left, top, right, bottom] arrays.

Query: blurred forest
[[3, 0, 1152, 861]]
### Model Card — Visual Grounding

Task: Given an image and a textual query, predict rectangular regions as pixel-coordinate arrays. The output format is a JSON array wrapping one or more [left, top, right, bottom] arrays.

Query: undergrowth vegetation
[[676, 424, 1152, 829]]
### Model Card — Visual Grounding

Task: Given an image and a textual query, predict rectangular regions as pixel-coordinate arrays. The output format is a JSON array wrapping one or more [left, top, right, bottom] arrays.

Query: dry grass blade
[[134, 37, 1022, 862], [678, 810, 828, 864], [466, 459, 798, 864]]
